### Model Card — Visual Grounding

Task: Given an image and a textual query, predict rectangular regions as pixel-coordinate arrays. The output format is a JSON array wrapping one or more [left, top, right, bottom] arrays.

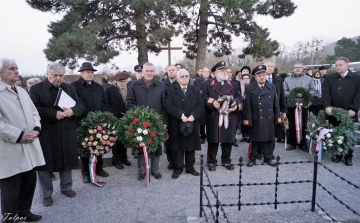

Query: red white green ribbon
[[89, 155, 106, 187], [216, 95, 237, 129], [294, 101, 303, 144], [309, 127, 329, 162], [140, 142, 151, 186]]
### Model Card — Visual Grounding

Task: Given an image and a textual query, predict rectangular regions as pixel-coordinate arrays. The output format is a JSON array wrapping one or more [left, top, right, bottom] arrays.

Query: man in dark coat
[[165, 69, 205, 179], [322, 57, 360, 166], [126, 62, 168, 181], [30, 63, 85, 206], [71, 62, 109, 183], [194, 67, 211, 144], [202, 61, 242, 171], [243, 65, 281, 167], [105, 71, 132, 170]]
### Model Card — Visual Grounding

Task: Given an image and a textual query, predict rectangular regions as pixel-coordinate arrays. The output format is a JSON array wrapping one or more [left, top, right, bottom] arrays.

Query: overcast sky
[[1, 0, 359, 75]]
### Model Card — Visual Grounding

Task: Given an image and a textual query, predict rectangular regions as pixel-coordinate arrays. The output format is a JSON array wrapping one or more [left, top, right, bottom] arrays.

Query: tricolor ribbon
[[309, 127, 330, 162], [294, 101, 303, 144], [89, 155, 106, 187], [140, 142, 151, 186], [217, 95, 237, 129]]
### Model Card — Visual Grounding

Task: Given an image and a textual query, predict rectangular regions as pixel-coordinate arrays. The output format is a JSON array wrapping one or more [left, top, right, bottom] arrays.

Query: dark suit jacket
[[104, 84, 127, 118]]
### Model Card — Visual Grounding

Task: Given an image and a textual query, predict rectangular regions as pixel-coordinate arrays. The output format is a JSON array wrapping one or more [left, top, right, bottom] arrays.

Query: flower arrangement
[[288, 87, 312, 108], [77, 111, 120, 157], [307, 107, 356, 157], [118, 106, 166, 154]]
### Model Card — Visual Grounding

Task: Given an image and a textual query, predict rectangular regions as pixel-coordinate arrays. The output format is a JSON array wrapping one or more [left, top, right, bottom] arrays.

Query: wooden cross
[[158, 42, 182, 65]]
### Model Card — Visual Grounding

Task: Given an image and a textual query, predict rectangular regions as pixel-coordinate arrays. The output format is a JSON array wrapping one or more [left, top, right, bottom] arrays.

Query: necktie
[[182, 87, 187, 95], [268, 77, 272, 84], [11, 86, 18, 94]]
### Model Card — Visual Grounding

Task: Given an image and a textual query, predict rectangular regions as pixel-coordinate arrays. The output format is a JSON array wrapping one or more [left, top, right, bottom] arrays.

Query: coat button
[[261, 117, 262, 118], [260, 109, 262, 111], [269, 96, 271, 98], [259, 103, 261, 105], [258, 97, 260, 98]]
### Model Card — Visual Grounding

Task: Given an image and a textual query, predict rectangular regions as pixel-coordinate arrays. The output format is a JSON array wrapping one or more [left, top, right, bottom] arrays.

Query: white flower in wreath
[[328, 139, 333, 144], [326, 133, 331, 138], [329, 129, 333, 132], [137, 128, 143, 134], [312, 123, 315, 128], [322, 136, 325, 140], [323, 141, 326, 146], [142, 129, 149, 135], [337, 140, 343, 144], [323, 146, 327, 150], [338, 136, 344, 140], [136, 136, 143, 141], [328, 143, 333, 147], [338, 148, 343, 152]]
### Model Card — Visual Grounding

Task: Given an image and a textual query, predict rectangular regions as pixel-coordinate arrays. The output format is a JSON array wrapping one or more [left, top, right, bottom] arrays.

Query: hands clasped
[[181, 114, 194, 122], [56, 107, 74, 120], [20, 130, 39, 144]]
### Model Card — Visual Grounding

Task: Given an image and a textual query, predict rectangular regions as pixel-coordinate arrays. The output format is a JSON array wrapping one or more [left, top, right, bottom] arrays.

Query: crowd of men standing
[[1, 56, 359, 223]]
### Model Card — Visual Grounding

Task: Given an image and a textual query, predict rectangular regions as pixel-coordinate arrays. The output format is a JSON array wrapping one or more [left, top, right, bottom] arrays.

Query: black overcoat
[[126, 78, 168, 155], [30, 79, 85, 171], [243, 82, 281, 142], [165, 82, 205, 152], [322, 70, 360, 121], [194, 77, 207, 126], [104, 84, 127, 118], [202, 78, 242, 143]]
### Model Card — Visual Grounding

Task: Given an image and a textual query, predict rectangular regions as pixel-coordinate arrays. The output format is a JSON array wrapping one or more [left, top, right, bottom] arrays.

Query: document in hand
[[54, 88, 76, 111]]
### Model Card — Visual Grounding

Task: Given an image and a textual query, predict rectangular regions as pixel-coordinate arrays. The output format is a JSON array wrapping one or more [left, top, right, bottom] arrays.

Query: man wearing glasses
[[202, 61, 242, 171], [283, 62, 316, 151]]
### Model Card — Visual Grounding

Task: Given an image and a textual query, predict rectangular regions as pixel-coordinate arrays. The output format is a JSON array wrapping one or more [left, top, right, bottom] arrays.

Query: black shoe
[[286, 145, 296, 151], [265, 160, 278, 167], [172, 172, 180, 179], [237, 129, 241, 135], [52, 173, 56, 181], [23, 213, 42, 222], [151, 172, 162, 179], [246, 138, 250, 143], [137, 173, 145, 181], [82, 175, 90, 183], [208, 164, 216, 171], [300, 144, 308, 151], [256, 154, 263, 160], [271, 155, 276, 160], [112, 160, 124, 169], [247, 160, 256, 167], [167, 164, 175, 170], [200, 138, 205, 144], [331, 157, 342, 163], [42, 197, 53, 206], [223, 164, 234, 170], [232, 142, 239, 147], [345, 159, 353, 166], [186, 170, 199, 176], [122, 160, 131, 166], [133, 155, 138, 159], [276, 138, 281, 143], [96, 170, 109, 177]]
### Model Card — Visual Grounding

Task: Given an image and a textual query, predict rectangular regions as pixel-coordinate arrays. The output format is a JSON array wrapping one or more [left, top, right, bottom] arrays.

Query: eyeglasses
[[179, 75, 189, 79]]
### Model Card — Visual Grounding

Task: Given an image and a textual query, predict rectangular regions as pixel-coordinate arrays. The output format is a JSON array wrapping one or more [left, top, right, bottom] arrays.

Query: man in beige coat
[[0, 58, 45, 223]]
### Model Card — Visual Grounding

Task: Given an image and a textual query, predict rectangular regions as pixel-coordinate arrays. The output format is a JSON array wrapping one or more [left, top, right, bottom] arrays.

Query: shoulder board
[[227, 80, 232, 86], [210, 79, 216, 87]]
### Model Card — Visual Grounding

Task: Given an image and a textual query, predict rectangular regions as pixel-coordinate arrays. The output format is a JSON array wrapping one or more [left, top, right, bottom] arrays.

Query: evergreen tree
[[26, 0, 190, 67], [326, 37, 360, 62], [182, 0, 297, 69]]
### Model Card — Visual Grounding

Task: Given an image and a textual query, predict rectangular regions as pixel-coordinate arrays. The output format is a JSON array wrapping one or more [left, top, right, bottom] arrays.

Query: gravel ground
[[1, 134, 359, 223]]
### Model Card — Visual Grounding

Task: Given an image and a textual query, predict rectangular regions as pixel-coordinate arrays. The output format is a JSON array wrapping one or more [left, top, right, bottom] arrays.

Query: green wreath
[[118, 106, 166, 155], [307, 107, 356, 157], [77, 112, 121, 157], [288, 87, 312, 108], [216, 95, 237, 114]]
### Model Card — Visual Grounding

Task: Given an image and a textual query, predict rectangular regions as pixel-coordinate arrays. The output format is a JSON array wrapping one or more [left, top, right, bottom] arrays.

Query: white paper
[[57, 90, 76, 110]]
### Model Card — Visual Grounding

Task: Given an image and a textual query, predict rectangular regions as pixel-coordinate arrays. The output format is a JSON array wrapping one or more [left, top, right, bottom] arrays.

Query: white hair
[[0, 58, 15, 72], [176, 69, 189, 77], [27, 77, 41, 85], [47, 63, 65, 74]]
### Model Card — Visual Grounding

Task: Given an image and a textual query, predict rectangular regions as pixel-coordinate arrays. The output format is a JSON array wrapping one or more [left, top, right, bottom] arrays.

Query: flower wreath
[[288, 87, 312, 108], [118, 106, 166, 155], [216, 95, 237, 129], [307, 107, 356, 157], [77, 111, 120, 157]]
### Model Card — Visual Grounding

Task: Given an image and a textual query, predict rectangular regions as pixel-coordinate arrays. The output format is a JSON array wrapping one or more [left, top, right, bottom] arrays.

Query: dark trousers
[[164, 141, 175, 165], [207, 142, 232, 164], [309, 105, 323, 117], [249, 141, 274, 162], [200, 125, 207, 140], [1, 169, 36, 219], [112, 141, 128, 163], [81, 155, 103, 175], [174, 150, 195, 173], [287, 107, 308, 146]]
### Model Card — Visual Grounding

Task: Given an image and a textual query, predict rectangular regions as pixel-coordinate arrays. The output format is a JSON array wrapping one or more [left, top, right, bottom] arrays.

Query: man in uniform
[[243, 65, 281, 167], [202, 61, 242, 171]]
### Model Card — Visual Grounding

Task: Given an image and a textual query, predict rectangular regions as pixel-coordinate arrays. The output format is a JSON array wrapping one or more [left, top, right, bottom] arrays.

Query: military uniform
[[202, 61, 242, 171]]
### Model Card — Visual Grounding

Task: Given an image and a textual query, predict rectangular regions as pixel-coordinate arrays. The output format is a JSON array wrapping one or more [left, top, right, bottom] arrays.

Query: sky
[[0, 0, 359, 75]]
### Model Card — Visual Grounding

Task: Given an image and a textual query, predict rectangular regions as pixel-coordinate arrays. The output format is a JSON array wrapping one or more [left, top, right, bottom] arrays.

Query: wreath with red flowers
[[118, 106, 166, 154]]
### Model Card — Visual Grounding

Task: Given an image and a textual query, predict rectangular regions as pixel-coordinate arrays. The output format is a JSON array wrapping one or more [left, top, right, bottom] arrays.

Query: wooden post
[[158, 42, 182, 65]]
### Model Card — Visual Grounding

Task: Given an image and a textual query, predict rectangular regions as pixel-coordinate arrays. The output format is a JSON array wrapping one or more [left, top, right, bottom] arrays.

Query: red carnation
[[134, 145, 140, 148], [147, 140, 152, 145], [88, 147, 93, 151], [97, 126, 102, 130], [87, 142, 92, 146], [102, 140, 106, 145], [142, 122, 149, 128], [132, 119, 139, 125], [106, 140, 111, 145], [150, 132, 156, 138], [89, 136, 94, 141], [127, 133, 132, 137], [96, 145, 101, 149], [102, 130, 106, 135], [128, 128, 134, 133], [93, 129, 97, 133]]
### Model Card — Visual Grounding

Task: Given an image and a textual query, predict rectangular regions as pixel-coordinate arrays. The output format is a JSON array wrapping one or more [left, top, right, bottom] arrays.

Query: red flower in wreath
[[93, 129, 97, 133], [128, 128, 134, 133], [87, 142, 92, 146], [132, 119, 139, 125], [97, 126, 102, 130], [150, 131, 156, 138], [142, 122, 149, 128], [127, 133, 132, 138], [102, 130, 106, 134], [134, 145, 140, 148], [147, 140, 152, 145], [89, 136, 94, 141]]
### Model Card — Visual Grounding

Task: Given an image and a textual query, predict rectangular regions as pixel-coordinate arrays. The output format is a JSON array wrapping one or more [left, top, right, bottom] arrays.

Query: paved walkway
[[1, 135, 360, 223]]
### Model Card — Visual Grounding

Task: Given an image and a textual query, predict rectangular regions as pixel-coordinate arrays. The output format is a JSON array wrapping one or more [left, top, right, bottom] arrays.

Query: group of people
[[1, 56, 359, 223]]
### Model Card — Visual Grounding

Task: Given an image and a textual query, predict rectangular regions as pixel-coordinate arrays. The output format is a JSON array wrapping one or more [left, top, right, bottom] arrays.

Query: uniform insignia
[[210, 79, 215, 86], [221, 61, 225, 65], [227, 80, 232, 86], [137, 66, 141, 69], [259, 65, 262, 69]]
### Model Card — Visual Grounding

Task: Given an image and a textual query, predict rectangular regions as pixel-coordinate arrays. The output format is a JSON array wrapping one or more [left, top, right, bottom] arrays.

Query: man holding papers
[[30, 63, 85, 207]]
